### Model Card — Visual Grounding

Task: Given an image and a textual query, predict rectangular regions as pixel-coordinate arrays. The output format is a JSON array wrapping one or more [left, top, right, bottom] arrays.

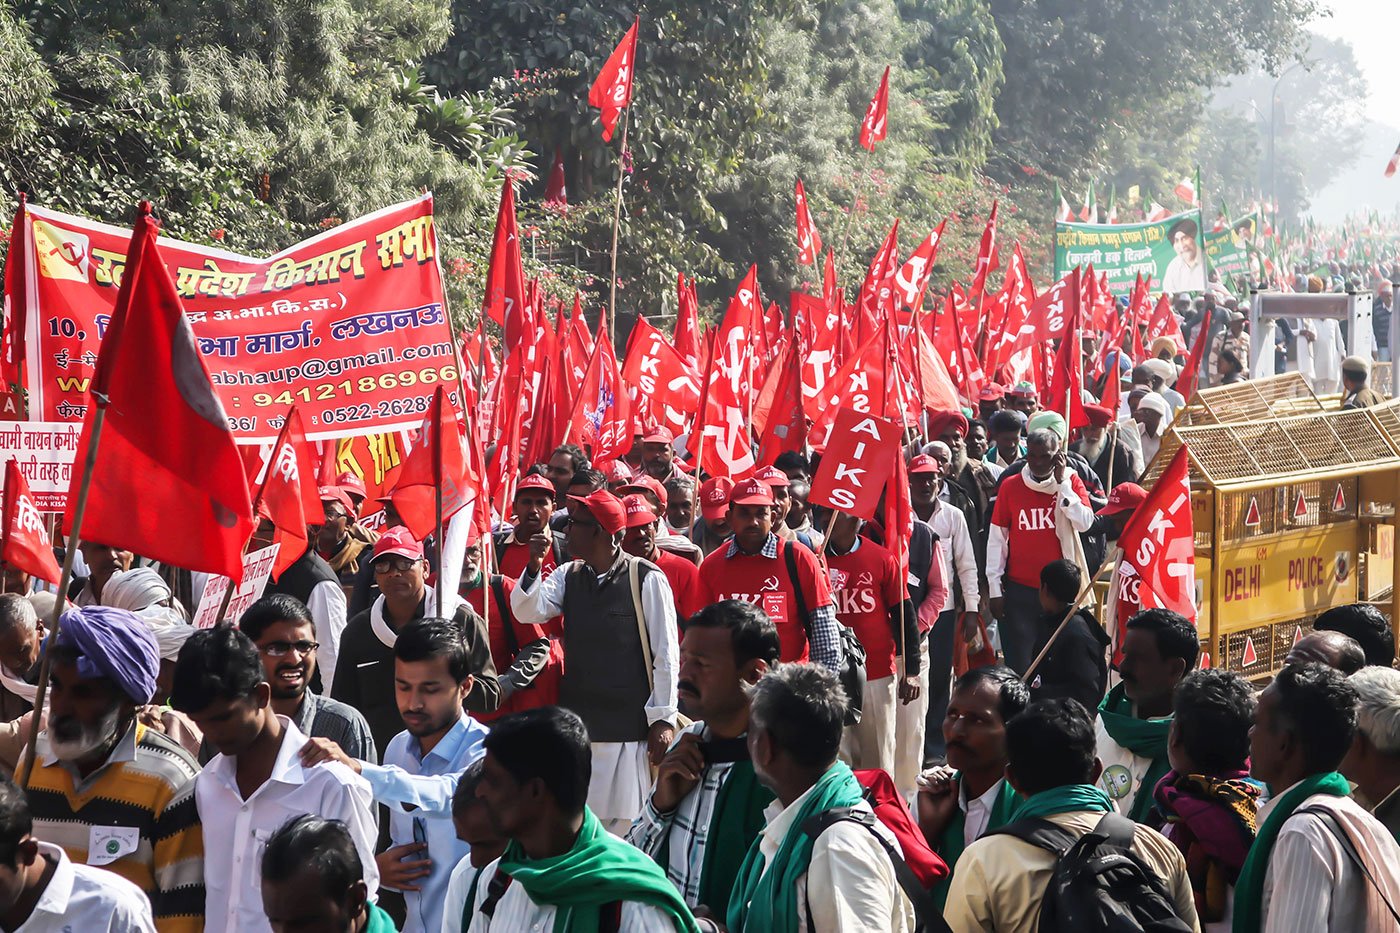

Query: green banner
[[1203, 211, 1259, 281], [1054, 209, 1206, 294]]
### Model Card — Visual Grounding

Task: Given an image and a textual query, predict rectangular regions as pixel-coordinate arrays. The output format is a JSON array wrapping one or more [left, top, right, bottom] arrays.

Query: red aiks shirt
[[698, 537, 833, 662], [826, 540, 906, 680], [990, 471, 1090, 589], [465, 576, 563, 720], [652, 548, 703, 622]]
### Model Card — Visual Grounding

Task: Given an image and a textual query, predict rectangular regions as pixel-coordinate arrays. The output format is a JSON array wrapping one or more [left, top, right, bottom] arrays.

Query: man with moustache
[[72, 541, 133, 606], [0, 594, 42, 771], [315, 487, 373, 586], [622, 494, 703, 620], [917, 666, 1027, 910], [627, 600, 781, 913], [26, 606, 204, 933], [1073, 404, 1140, 490], [301, 617, 489, 933], [494, 473, 567, 581], [238, 594, 376, 763]]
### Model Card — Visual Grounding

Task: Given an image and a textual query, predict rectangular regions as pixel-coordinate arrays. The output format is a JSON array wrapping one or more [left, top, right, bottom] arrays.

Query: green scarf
[[932, 778, 1021, 911], [726, 761, 865, 933], [1098, 683, 1173, 822], [497, 807, 699, 933], [697, 758, 774, 912], [1232, 771, 1351, 933], [365, 903, 398, 933], [1013, 783, 1115, 821]]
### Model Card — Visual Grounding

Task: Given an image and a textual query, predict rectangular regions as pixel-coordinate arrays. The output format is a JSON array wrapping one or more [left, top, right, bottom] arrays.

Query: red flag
[[884, 446, 913, 580], [1, 459, 61, 585], [859, 66, 891, 151], [1180, 309, 1212, 399], [822, 248, 839, 313], [1046, 267, 1087, 429], [621, 316, 700, 437], [1386, 142, 1400, 178], [253, 407, 320, 580], [65, 206, 253, 581], [756, 340, 808, 466], [589, 17, 639, 141], [795, 179, 823, 265], [1145, 293, 1187, 353], [1118, 444, 1196, 622], [854, 219, 900, 345], [894, 219, 945, 314], [674, 274, 701, 365], [970, 201, 1000, 299], [1, 195, 29, 389], [544, 150, 568, 210], [393, 386, 476, 541], [1032, 271, 1076, 341], [985, 243, 1037, 375], [809, 408, 902, 519], [482, 179, 529, 352], [691, 269, 761, 477], [568, 311, 633, 462]]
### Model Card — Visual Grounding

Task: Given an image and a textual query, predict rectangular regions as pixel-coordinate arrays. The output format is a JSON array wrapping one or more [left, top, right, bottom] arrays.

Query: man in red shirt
[[493, 473, 566, 580], [696, 478, 841, 669], [824, 511, 921, 779], [986, 428, 1096, 673], [621, 475, 701, 565], [622, 494, 703, 621], [691, 477, 734, 557]]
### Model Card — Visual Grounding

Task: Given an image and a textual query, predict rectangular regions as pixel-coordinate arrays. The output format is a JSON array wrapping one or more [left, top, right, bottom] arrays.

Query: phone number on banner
[[219, 365, 461, 433]]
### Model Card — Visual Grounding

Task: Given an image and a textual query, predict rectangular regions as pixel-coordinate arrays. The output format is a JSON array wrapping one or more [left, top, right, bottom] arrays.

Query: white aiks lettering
[[1016, 507, 1056, 532]]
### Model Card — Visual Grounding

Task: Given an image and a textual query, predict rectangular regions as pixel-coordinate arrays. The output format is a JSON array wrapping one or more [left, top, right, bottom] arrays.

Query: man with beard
[[172, 626, 376, 933], [1135, 391, 1170, 466], [627, 600, 781, 913], [0, 595, 42, 772], [930, 411, 997, 533], [332, 527, 499, 759], [691, 478, 735, 557], [238, 594, 375, 763], [72, 541, 133, 606], [26, 606, 204, 933], [621, 475, 703, 565], [917, 666, 1028, 910], [1073, 403, 1140, 491], [543, 443, 591, 510], [494, 474, 566, 582], [315, 487, 372, 586], [302, 617, 490, 933]]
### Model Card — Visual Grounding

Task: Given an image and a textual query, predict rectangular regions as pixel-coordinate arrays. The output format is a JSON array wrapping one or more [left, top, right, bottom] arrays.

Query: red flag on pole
[[1046, 267, 1088, 429], [858, 66, 891, 151], [1, 195, 29, 389], [393, 385, 475, 541], [253, 407, 320, 580], [894, 219, 946, 314], [65, 205, 253, 581], [1, 459, 61, 585], [568, 312, 633, 462], [482, 178, 529, 352], [544, 150, 568, 210], [795, 179, 823, 266], [674, 274, 701, 366], [970, 201, 1001, 299], [809, 408, 902, 519], [756, 340, 808, 467], [589, 17, 639, 142], [1386, 142, 1400, 178], [1117, 444, 1196, 623], [1180, 311, 1212, 399]]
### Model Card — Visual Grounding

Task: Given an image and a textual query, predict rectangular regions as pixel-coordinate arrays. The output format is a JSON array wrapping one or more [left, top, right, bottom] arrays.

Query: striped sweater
[[27, 721, 204, 933]]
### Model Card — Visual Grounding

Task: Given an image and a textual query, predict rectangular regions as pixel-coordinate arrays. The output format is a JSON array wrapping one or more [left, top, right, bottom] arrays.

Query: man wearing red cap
[[494, 472, 567, 583], [622, 494, 702, 620], [1097, 483, 1148, 664], [1073, 404, 1140, 492], [639, 426, 685, 482], [696, 478, 842, 669], [754, 465, 819, 552], [315, 487, 371, 586], [691, 477, 735, 557], [621, 475, 702, 566], [976, 384, 1005, 423], [929, 410, 997, 540], [332, 526, 500, 756], [510, 489, 680, 834]]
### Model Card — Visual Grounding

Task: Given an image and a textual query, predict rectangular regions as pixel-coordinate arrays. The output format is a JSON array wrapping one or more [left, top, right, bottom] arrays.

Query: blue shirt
[[360, 711, 489, 933]]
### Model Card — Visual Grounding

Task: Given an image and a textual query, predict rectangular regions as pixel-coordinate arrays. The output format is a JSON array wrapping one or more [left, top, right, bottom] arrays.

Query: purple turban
[[53, 606, 161, 704]]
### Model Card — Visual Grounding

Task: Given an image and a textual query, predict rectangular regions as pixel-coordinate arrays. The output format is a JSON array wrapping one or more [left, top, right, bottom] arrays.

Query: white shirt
[[307, 578, 348, 694], [749, 783, 915, 933], [924, 502, 978, 614], [1260, 786, 1400, 933], [195, 716, 379, 933], [443, 858, 487, 933], [16, 842, 155, 933], [466, 858, 677, 932], [962, 778, 1007, 848]]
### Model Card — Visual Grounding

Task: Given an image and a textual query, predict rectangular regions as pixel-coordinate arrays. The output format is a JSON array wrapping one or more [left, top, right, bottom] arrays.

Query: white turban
[[101, 568, 193, 661], [1138, 392, 1170, 418]]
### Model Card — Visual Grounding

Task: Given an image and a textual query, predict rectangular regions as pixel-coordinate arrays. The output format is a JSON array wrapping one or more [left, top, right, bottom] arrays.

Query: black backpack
[[989, 812, 1193, 932]]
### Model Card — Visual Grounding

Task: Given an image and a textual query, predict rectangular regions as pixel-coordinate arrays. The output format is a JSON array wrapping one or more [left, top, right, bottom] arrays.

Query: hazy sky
[[1311, 0, 1400, 129]]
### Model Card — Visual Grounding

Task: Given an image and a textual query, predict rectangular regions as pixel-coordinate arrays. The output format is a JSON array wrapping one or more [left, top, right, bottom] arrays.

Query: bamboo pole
[[1023, 548, 1119, 685], [607, 110, 631, 348]]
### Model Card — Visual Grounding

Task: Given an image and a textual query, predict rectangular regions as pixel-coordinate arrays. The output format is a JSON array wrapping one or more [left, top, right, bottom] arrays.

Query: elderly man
[[639, 425, 685, 481], [1142, 358, 1186, 413], [1286, 630, 1366, 674], [930, 410, 997, 534], [664, 475, 697, 535], [26, 606, 204, 933], [72, 541, 133, 607], [1074, 403, 1139, 491], [0, 594, 41, 771], [1340, 355, 1386, 410], [511, 489, 680, 834], [1135, 391, 1170, 466], [986, 429, 1095, 673], [1344, 666, 1400, 840]]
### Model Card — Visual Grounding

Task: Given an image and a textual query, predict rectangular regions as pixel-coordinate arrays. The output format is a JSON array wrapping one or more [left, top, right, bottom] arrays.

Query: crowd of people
[[1, 270, 1400, 932]]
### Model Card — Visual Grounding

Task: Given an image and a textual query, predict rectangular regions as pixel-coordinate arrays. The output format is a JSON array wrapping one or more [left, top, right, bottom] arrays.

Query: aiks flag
[[393, 385, 477, 542], [589, 17, 639, 141], [1, 459, 61, 585], [859, 66, 890, 151], [795, 179, 823, 265], [482, 178, 529, 352], [1, 194, 28, 389], [1117, 443, 1196, 622], [65, 205, 253, 581], [251, 406, 320, 580]]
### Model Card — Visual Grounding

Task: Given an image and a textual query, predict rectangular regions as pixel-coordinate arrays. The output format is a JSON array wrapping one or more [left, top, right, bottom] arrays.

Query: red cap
[[1097, 483, 1147, 516], [568, 490, 628, 535], [908, 454, 942, 474], [622, 493, 659, 528], [601, 459, 635, 484], [335, 471, 367, 499], [318, 486, 357, 517], [753, 465, 791, 488], [698, 477, 734, 522], [640, 425, 675, 445], [978, 384, 1005, 401], [515, 474, 555, 495], [729, 477, 776, 506], [372, 525, 425, 562], [621, 474, 668, 509], [1083, 404, 1113, 428]]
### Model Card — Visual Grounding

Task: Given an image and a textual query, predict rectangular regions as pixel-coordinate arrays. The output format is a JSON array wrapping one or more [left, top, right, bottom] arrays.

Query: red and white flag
[[795, 179, 823, 265], [674, 274, 701, 366], [1118, 444, 1196, 623], [1, 458, 61, 585], [970, 201, 1000, 298], [1386, 142, 1400, 178], [65, 205, 253, 581], [691, 268, 761, 477], [621, 316, 700, 437], [588, 17, 639, 141], [1146, 200, 1172, 222], [1, 195, 28, 389], [1173, 175, 1197, 206], [568, 312, 633, 462], [858, 66, 890, 151], [251, 407, 320, 580], [482, 178, 530, 352], [894, 219, 945, 314], [393, 385, 477, 541]]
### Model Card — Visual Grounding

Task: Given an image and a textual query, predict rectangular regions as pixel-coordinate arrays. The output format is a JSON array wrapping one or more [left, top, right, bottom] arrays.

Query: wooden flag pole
[[19, 405, 108, 788], [607, 109, 632, 348], [1022, 547, 1119, 685], [434, 393, 446, 616]]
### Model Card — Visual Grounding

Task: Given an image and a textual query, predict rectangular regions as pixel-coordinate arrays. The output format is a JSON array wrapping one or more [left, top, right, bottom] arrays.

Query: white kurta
[[466, 859, 677, 931]]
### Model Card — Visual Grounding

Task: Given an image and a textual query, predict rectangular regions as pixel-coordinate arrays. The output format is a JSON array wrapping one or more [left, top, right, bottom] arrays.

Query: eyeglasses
[[374, 557, 420, 574], [323, 509, 348, 522], [260, 640, 319, 658]]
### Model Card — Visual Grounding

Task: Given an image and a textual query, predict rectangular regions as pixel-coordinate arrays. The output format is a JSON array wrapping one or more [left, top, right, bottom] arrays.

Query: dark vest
[[558, 554, 659, 743], [906, 520, 933, 611], [266, 547, 338, 605]]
